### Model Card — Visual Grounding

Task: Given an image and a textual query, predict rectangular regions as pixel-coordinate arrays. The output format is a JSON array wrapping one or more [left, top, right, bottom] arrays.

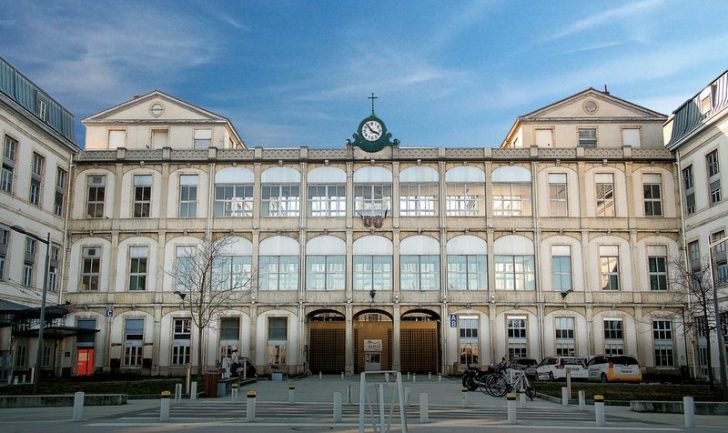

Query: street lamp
[[707, 234, 728, 399], [10, 225, 50, 395]]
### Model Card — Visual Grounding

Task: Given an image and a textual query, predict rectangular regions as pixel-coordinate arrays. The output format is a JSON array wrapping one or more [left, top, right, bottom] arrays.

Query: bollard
[[319, 371, 323, 380], [519, 391, 526, 408], [461, 387, 468, 408], [72, 391, 84, 422], [683, 396, 695, 428], [428, 372, 432, 381], [190, 381, 197, 400], [385, 372, 390, 382], [405, 386, 410, 406], [185, 365, 191, 394], [288, 384, 295, 404], [333, 391, 342, 423], [561, 386, 569, 405], [507, 393, 517, 424], [13, 376, 18, 385], [231, 383, 239, 401], [341, 372, 345, 380], [438, 373, 442, 382], [407, 372, 411, 381], [578, 390, 585, 411], [566, 370, 573, 399], [412, 373, 416, 383], [160, 391, 171, 422], [246, 390, 256, 422], [346, 385, 353, 405], [175, 383, 182, 402], [419, 392, 429, 423], [594, 395, 605, 427], [21, 374, 26, 384]]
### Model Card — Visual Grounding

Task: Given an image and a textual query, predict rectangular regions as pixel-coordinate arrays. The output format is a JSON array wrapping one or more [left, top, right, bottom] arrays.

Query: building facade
[[665, 70, 728, 380], [59, 88, 687, 377], [0, 57, 79, 380]]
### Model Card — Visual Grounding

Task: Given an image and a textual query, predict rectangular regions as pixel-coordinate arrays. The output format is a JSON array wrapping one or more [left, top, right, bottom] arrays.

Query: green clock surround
[[348, 113, 399, 153]]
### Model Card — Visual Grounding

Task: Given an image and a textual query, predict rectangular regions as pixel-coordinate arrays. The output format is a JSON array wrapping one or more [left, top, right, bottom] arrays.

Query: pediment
[[521, 88, 665, 121], [83, 91, 226, 123]]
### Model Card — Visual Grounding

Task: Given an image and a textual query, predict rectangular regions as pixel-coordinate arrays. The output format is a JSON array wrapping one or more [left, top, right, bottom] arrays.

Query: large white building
[[55, 87, 688, 378]]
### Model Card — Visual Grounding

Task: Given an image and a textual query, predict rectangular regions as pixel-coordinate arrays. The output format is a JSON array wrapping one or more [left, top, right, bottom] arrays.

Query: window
[[128, 246, 148, 291], [354, 183, 392, 214], [535, 129, 553, 147], [108, 130, 125, 148], [54, 168, 67, 216], [578, 128, 597, 147], [306, 255, 345, 291], [133, 175, 152, 218], [151, 129, 168, 148], [1, 135, 16, 193], [37, 98, 47, 120], [688, 240, 701, 271], [648, 246, 668, 291], [0, 228, 8, 281], [707, 150, 720, 177], [212, 255, 252, 290], [123, 319, 143, 367], [682, 165, 695, 214], [548, 173, 568, 216], [459, 316, 479, 365], [86, 175, 106, 218], [707, 150, 722, 205], [622, 128, 641, 148], [308, 184, 346, 217], [495, 256, 535, 290], [194, 129, 212, 149], [551, 246, 572, 292], [259, 256, 298, 291], [683, 165, 694, 190], [267, 317, 287, 365], [712, 231, 728, 285], [215, 184, 253, 217], [643, 174, 662, 216], [507, 317, 527, 359], [219, 317, 240, 360], [595, 173, 615, 217], [603, 319, 624, 355], [653, 320, 674, 367], [447, 255, 486, 290], [175, 246, 194, 292], [353, 255, 392, 291], [15, 344, 26, 367], [80, 247, 101, 291], [178, 175, 198, 218], [446, 182, 484, 216], [599, 246, 620, 291], [710, 180, 722, 205], [555, 317, 576, 356], [77, 319, 96, 346], [42, 344, 52, 367], [400, 255, 440, 291], [171, 318, 191, 366], [492, 182, 531, 216], [23, 237, 36, 287], [400, 183, 438, 216], [262, 184, 300, 217], [48, 244, 59, 292], [29, 153, 44, 206]]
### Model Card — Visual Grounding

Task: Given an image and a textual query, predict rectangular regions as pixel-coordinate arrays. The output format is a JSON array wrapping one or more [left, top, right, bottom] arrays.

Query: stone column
[[345, 304, 354, 375], [392, 304, 401, 371]]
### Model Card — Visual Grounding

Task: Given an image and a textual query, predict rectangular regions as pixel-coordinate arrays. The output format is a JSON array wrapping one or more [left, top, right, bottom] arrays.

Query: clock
[[361, 120, 383, 141], [583, 100, 598, 114]]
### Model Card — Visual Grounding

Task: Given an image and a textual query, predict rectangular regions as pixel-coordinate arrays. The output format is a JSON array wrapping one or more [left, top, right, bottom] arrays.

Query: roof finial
[[368, 92, 378, 114], [603, 84, 609, 95]]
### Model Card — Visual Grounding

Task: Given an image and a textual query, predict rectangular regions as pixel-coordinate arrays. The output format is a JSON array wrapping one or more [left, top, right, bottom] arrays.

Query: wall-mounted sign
[[364, 339, 382, 352], [449, 314, 457, 328]]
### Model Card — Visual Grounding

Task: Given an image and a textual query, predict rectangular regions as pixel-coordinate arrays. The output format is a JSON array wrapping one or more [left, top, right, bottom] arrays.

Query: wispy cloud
[[558, 41, 625, 55], [546, 0, 664, 41]]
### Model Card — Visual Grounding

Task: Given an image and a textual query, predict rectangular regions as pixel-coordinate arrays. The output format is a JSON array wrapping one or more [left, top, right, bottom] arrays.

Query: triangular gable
[[520, 88, 665, 120], [83, 90, 228, 123]]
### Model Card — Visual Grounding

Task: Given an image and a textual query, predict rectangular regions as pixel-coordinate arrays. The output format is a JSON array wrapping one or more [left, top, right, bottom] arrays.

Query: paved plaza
[[2, 376, 727, 433]]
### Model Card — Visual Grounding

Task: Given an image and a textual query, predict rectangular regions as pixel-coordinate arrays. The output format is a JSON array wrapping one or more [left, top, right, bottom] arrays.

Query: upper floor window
[[80, 246, 101, 291], [578, 128, 597, 147], [262, 184, 300, 217], [194, 129, 212, 149], [54, 168, 67, 216], [707, 150, 720, 177], [400, 166, 439, 217], [551, 245, 572, 292], [643, 174, 662, 216], [535, 129, 553, 147], [309, 184, 346, 217], [492, 166, 532, 217], [683, 165, 695, 215], [306, 256, 345, 291], [648, 245, 668, 291], [446, 235, 488, 291], [707, 151, 722, 205], [151, 129, 168, 148], [49, 244, 59, 292], [599, 245, 620, 291], [353, 167, 392, 215], [133, 175, 152, 218], [86, 175, 106, 218], [213, 255, 252, 290], [214, 167, 254, 217], [259, 256, 298, 290], [0, 228, 8, 281], [353, 235, 393, 292], [2, 135, 17, 193], [495, 256, 535, 290], [178, 174, 198, 218], [446, 165, 485, 216], [595, 173, 615, 217], [23, 237, 36, 287], [622, 128, 641, 148], [29, 153, 44, 206], [108, 130, 126, 148], [688, 240, 701, 271], [128, 246, 148, 291], [700, 94, 712, 115], [400, 255, 440, 291], [548, 173, 568, 216]]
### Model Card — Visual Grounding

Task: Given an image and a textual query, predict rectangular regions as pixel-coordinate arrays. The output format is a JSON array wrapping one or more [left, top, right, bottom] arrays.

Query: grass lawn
[[535, 381, 724, 402], [0, 377, 190, 397]]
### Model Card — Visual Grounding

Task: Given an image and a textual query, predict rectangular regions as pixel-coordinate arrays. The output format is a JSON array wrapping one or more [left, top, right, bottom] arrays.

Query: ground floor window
[[603, 319, 624, 355], [653, 320, 674, 367], [267, 317, 287, 365], [171, 318, 191, 366], [507, 316, 527, 359], [219, 317, 240, 360], [124, 318, 144, 367], [15, 344, 26, 367], [458, 315, 479, 365], [555, 317, 576, 356]]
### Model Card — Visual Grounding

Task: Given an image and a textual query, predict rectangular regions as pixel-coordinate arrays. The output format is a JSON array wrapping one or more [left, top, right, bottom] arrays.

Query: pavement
[[2, 375, 727, 433]]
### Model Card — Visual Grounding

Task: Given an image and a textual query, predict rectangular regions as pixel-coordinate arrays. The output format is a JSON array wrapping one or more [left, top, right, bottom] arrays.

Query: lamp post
[[10, 225, 50, 395], [707, 234, 728, 399]]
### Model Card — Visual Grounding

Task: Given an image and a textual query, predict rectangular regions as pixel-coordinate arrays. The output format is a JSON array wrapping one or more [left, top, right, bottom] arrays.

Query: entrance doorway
[[308, 310, 345, 374], [400, 310, 440, 374], [364, 352, 381, 371], [76, 348, 95, 376], [354, 310, 392, 373]]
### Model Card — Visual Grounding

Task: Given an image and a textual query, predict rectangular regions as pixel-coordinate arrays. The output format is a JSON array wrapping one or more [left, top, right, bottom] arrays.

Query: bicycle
[[485, 368, 536, 400]]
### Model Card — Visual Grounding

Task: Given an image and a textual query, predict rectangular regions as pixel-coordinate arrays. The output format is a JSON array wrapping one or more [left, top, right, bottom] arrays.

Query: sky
[[1, 0, 727, 149]]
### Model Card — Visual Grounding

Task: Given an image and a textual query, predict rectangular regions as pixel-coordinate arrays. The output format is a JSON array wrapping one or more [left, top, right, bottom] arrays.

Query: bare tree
[[168, 235, 253, 377]]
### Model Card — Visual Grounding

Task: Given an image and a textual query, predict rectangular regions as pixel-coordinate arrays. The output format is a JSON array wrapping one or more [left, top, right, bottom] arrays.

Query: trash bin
[[217, 381, 226, 397], [204, 370, 221, 397]]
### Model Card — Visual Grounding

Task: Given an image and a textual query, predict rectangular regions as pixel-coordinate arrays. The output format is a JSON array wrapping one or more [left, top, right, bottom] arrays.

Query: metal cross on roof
[[369, 92, 378, 114]]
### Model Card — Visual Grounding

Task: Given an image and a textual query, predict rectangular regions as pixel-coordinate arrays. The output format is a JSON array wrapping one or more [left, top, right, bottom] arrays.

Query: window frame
[[307, 183, 346, 217], [261, 183, 300, 217], [399, 182, 438, 216], [494, 255, 536, 291], [132, 174, 152, 218], [178, 174, 198, 218], [86, 175, 106, 218]]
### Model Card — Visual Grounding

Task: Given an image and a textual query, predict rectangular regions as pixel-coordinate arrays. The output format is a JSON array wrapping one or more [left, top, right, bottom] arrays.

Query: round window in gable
[[150, 103, 164, 117]]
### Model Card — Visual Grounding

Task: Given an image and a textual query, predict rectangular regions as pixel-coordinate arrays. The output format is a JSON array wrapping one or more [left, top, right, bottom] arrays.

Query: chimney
[[603, 84, 609, 95]]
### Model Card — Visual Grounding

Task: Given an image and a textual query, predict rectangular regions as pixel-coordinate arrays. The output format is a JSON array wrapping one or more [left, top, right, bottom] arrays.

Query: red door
[[76, 348, 95, 376]]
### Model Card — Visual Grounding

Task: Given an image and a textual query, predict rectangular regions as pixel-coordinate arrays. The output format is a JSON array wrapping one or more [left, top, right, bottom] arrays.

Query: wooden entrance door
[[309, 322, 345, 373], [400, 321, 438, 374]]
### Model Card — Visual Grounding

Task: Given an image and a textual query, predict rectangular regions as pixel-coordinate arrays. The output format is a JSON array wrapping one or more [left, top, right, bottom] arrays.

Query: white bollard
[[175, 383, 182, 402], [578, 390, 585, 411], [461, 387, 468, 408], [566, 370, 573, 399], [419, 392, 429, 423], [594, 395, 605, 427], [231, 384, 239, 401], [385, 372, 390, 382], [407, 372, 411, 381], [683, 396, 695, 428], [21, 374, 26, 384], [160, 391, 171, 422], [13, 376, 18, 385], [519, 391, 526, 408], [190, 381, 197, 400], [405, 386, 410, 405], [438, 373, 442, 382], [561, 386, 569, 405], [185, 365, 191, 394], [346, 385, 353, 405], [428, 372, 432, 381], [507, 393, 517, 424], [319, 371, 323, 380], [72, 391, 84, 422], [246, 391, 256, 422], [333, 391, 342, 423], [378, 384, 385, 431], [341, 372, 345, 380], [288, 384, 295, 404], [412, 373, 416, 383]]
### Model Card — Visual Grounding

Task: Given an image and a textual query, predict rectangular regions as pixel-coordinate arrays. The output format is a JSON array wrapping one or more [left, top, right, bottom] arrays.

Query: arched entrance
[[401, 310, 440, 374], [353, 310, 393, 373], [308, 310, 345, 374]]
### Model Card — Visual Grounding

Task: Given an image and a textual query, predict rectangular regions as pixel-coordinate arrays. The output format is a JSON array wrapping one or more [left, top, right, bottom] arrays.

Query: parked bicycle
[[485, 367, 536, 400], [461, 359, 508, 392]]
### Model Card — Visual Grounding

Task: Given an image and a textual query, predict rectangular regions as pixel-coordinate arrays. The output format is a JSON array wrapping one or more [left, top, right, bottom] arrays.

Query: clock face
[[361, 120, 383, 141]]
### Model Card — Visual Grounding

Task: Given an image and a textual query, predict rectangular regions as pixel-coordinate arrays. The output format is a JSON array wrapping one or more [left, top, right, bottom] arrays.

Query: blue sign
[[449, 314, 457, 328], [106, 309, 113, 317]]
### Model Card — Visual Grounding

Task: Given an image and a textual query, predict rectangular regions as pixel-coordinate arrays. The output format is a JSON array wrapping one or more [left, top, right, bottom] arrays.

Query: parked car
[[536, 356, 588, 381], [587, 355, 642, 383], [508, 357, 538, 379]]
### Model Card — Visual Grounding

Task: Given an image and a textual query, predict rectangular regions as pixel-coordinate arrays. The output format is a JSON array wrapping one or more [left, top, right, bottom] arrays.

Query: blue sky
[[1, 0, 727, 148]]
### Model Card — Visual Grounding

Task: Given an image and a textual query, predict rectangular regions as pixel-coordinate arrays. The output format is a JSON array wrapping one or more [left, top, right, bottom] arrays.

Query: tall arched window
[[445, 166, 485, 216], [447, 235, 487, 290], [259, 236, 299, 291], [261, 167, 301, 217], [399, 166, 439, 216], [494, 235, 535, 290], [400, 235, 440, 291], [306, 236, 345, 291], [492, 166, 532, 216], [353, 167, 392, 216], [214, 167, 254, 217], [307, 167, 346, 217], [353, 236, 393, 291]]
